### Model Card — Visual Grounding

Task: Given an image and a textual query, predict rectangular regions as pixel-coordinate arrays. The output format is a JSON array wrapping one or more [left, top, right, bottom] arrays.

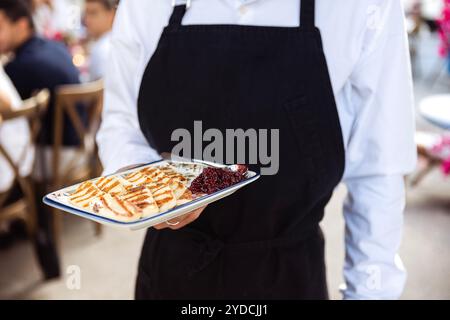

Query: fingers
[[153, 223, 168, 230], [153, 207, 203, 230], [169, 208, 203, 230], [153, 206, 207, 230]]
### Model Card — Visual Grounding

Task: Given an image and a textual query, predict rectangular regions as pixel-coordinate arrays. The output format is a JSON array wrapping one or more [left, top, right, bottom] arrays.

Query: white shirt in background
[[0, 66, 34, 193], [89, 32, 112, 81], [96, 0, 417, 299]]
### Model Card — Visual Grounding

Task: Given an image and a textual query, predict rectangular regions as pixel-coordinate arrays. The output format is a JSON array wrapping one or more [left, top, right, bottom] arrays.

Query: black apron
[[135, 0, 345, 300]]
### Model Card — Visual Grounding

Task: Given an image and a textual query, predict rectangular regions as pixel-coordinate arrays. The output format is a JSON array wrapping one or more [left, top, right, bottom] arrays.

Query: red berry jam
[[189, 165, 248, 195]]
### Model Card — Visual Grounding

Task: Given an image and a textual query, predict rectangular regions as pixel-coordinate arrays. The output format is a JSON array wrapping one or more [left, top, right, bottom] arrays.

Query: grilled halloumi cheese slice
[[139, 167, 187, 201], [147, 183, 177, 212], [93, 193, 142, 222], [159, 166, 188, 183], [167, 179, 188, 199], [95, 176, 129, 195], [140, 167, 167, 184], [144, 165, 188, 194], [69, 181, 104, 209], [176, 189, 193, 206], [124, 171, 151, 185], [119, 186, 159, 218]]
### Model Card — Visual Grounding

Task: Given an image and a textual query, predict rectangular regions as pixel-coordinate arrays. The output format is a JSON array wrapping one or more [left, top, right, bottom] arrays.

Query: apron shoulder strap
[[169, 4, 187, 28], [300, 0, 316, 30]]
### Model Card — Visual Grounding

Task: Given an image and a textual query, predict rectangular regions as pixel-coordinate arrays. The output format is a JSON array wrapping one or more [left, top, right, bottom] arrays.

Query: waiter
[[97, 0, 416, 299]]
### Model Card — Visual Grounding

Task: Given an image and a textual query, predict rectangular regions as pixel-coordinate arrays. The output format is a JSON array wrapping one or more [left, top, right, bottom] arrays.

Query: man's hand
[[116, 164, 207, 230], [153, 206, 207, 230]]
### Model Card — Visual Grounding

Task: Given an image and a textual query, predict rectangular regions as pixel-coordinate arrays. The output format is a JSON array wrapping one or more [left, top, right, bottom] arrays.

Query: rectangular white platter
[[43, 159, 260, 231]]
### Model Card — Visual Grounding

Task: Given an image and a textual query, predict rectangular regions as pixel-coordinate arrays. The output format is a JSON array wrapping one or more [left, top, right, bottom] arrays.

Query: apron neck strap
[[169, 1, 316, 30], [300, 0, 316, 30], [169, 5, 187, 28]]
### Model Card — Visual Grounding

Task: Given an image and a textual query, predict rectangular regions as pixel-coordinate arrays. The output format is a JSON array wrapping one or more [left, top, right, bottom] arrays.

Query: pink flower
[[437, 0, 450, 57], [430, 135, 450, 176], [443, 159, 450, 175]]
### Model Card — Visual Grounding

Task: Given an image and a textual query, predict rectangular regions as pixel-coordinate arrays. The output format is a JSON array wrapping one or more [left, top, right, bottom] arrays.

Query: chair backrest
[[52, 79, 104, 187], [0, 89, 50, 175], [0, 89, 50, 207], [1, 89, 50, 120]]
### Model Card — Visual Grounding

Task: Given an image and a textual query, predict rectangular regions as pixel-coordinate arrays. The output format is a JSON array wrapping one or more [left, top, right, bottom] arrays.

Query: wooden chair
[[0, 89, 50, 241], [52, 80, 104, 238]]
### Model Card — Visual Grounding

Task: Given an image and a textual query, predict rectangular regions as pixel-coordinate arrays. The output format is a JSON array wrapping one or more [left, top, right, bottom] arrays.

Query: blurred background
[[0, 0, 449, 300]]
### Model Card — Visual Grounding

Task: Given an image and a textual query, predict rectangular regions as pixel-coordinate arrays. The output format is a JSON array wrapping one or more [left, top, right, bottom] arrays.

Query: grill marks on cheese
[[147, 183, 177, 212], [142, 166, 188, 199], [70, 182, 104, 208], [120, 186, 159, 217], [98, 194, 139, 219], [95, 176, 127, 195], [69, 165, 193, 222], [124, 171, 150, 185]]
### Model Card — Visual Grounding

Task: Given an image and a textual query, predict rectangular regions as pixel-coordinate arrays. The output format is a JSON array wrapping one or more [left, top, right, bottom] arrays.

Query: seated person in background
[[84, 0, 118, 80], [0, 0, 81, 149]]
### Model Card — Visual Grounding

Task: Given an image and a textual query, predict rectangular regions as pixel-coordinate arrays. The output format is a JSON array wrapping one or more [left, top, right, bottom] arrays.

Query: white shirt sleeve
[[341, 0, 417, 299], [96, 2, 161, 175]]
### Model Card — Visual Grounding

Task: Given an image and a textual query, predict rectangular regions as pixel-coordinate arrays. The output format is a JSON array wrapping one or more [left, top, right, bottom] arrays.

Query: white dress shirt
[[96, 0, 417, 299], [0, 66, 33, 193]]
